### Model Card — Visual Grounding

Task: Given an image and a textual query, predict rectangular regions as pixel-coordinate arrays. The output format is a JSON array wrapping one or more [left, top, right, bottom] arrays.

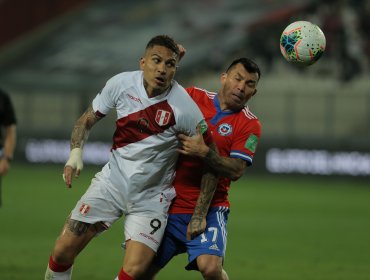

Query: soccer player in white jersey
[[44, 35, 216, 280]]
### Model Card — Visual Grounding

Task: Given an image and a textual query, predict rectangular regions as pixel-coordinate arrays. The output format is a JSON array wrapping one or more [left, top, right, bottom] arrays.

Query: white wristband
[[65, 147, 83, 171]]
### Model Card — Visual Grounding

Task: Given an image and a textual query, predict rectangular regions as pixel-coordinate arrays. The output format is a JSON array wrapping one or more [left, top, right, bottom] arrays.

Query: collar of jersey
[[211, 95, 235, 125]]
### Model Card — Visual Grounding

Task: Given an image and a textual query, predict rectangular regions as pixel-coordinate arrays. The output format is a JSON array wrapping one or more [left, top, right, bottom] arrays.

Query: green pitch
[[1, 164, 370, 280]]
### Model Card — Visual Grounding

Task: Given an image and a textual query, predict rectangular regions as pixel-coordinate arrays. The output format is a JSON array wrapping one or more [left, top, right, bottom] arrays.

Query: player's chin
[[154, 83, 170, 93], [230, 95, 245, 105], [154, 78, 170, 88], [229, 101, 244, 111]]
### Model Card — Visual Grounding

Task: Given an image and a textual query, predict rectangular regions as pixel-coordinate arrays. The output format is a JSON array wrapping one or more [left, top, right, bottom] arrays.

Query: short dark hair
[[226, 58, 261, 80], [145, 35, 180, 57]]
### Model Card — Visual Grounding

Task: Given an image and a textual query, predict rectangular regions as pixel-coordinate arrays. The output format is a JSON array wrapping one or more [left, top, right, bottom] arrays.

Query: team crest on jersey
[[79, 203, 90, 215], [155, 110, 171, 126], [218, 123, 232, 136]]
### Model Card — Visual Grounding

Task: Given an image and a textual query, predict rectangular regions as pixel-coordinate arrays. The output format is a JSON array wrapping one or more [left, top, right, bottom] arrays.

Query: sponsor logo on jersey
[[209, 244, 220, 251], [218, 123, 232, 136], [155, 110, 171, 126], [245, 134, 258, 152], [79, 203, 90, 215], [139, 232, 160, 245], [127, 93, 142, 104]]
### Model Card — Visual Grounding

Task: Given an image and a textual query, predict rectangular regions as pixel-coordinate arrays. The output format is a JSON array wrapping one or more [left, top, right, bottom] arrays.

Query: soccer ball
[[280, 21, 326, 66]]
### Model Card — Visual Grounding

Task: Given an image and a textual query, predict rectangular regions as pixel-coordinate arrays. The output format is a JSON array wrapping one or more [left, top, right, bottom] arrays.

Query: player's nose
[[157, 62, 166, 74]]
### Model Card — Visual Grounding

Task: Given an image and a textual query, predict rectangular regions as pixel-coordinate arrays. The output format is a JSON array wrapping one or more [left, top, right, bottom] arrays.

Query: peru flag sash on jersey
[[112, 100, 176, 150]]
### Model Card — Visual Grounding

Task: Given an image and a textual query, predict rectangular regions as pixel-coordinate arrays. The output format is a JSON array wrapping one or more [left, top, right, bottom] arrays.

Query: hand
[[63, 148, 83, 188], [177, 126, 209, 158], [187, 215, 206, 240], [177, 44, 186, 61]]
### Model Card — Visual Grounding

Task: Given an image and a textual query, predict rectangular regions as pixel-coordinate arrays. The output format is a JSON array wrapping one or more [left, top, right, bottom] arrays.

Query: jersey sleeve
[[185, 86, 195, 97], [230, 119, 261, 165], [185, 86, 203, 104], [175, 92, 206, 136], [92, 74, 122, 116], [187, 103, 206, 137], [186, 86, 213, 145]]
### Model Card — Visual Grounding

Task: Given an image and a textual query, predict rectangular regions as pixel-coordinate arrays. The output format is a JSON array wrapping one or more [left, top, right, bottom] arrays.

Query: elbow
[[230, 175, 241, 181], [230, 170, 244, 181]]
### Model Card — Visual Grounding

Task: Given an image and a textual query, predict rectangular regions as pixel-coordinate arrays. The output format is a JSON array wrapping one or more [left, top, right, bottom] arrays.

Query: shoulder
[[102, 71, 142, 96], [240, 106, 259, 121], [107, 70, 141, 85], [169, 82, 196, 104], [237, 106, 261, 131], [169, 83, 203, 121], [186, 86, 217, 100]]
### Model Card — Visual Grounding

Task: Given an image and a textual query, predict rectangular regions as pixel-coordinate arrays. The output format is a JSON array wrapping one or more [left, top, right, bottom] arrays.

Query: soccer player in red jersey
[[146, 57, 262, 280]]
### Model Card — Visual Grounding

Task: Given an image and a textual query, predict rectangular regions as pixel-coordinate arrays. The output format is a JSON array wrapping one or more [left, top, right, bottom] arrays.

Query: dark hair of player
[[226, 58, 261, 80], [146, 35, 180, 57]]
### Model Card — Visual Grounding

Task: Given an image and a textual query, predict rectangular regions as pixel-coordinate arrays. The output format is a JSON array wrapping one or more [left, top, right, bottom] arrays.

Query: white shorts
[[70, 170, 176, 252]]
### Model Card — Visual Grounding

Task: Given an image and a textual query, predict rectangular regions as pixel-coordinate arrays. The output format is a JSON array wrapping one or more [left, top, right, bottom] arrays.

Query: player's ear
[[220, 72, 227, 84], [139, 57, 145, 70], [252, 89, 257, 96]]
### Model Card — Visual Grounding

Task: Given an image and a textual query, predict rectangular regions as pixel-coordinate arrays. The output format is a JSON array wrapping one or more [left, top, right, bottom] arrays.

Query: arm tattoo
[[67, 219, 90, 236], [187, 215, 204, 238], [204, 145, 247, 180], [192, 145, 219, 220], [70, 105, 102, 149]]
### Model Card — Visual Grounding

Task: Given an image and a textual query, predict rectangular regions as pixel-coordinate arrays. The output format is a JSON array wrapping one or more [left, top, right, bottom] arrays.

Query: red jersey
[[169, 86, 262, 214]]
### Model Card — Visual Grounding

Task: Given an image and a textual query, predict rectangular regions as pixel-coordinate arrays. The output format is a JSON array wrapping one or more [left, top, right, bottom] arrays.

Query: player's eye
[[166, 61, 176, 68], [153, 57, 161, 64]]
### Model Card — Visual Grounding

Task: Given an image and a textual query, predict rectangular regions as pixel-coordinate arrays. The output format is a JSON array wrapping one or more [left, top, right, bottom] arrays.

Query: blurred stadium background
[[0, 0, 369, 279], [1, 0, 370, 176]]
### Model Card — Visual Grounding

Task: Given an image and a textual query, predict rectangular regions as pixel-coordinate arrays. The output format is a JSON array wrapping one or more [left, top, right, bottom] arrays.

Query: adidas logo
[[209, 244, 220, 251]]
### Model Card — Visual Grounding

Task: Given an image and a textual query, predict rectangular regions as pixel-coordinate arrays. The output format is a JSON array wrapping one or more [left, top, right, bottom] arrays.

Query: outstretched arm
[[187, 143, 219, 240], [178, 133, 247, 181], [63, 105, 103, 188]]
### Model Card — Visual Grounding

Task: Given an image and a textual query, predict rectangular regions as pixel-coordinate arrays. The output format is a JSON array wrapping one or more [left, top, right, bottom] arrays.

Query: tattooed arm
[[186, 143, 219, 240], [63, 105, 103, 188], [203, 149, 247, 181], [177, 132, 247, 181], [70, 105, 102, 149]]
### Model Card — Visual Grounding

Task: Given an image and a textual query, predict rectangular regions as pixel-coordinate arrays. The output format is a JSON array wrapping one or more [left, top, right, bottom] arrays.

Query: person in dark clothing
[[0, 88, 17, 206]]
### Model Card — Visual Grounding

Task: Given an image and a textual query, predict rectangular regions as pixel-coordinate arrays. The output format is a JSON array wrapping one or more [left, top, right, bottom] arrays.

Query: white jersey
[[92, 70, 204, 208]]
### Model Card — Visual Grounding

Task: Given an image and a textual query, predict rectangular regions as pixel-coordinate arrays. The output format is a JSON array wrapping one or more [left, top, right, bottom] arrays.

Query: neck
[[217, 95, 241, 112], [217, 95, 228, 111], [143, 81, 171, 98]]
